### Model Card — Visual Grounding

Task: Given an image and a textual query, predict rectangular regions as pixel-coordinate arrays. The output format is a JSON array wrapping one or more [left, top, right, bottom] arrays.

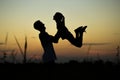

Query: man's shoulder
[[39, 32, 49, 37]]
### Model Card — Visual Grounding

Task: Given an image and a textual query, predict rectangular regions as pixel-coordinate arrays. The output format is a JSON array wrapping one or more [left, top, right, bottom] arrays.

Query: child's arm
[[53, 31, 61, 43], [61, 16, 65, 26]]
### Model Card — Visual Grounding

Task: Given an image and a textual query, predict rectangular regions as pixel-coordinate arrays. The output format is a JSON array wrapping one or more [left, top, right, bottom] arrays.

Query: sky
[[0, 0, 120, 63]]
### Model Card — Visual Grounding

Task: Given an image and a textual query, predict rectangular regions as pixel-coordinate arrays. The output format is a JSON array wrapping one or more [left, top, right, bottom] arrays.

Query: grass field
[[0, 60, 120, 80]]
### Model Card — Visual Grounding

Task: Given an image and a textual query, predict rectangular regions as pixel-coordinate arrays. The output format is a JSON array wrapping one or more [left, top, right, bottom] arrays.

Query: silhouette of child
[[33, 20, 57, 63], [53, 12, 87, 47]]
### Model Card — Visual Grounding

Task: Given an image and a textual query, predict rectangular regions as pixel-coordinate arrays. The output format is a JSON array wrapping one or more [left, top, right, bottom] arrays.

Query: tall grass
[[116, 46, 119, 63], [5, 32, 8, 45], [3, 52, 7, 63], [86, 45, 92, 61], [10, 50, 17, 64], [14, 35, 27, 64], [23, 35, 27, 64], [0, 52, 7, 63], [0, 32, 8, 45]]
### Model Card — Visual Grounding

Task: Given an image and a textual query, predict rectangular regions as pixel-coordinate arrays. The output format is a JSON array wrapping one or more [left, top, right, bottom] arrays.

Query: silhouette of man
[[33, 20, 57, 63], [53, 12, 87, 47]]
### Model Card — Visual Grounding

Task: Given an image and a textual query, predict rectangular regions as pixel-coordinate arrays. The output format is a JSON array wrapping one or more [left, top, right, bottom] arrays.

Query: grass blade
[[23, 36, 27, 63], [14, 35, 24, 56], [5, 32, 8, 45]]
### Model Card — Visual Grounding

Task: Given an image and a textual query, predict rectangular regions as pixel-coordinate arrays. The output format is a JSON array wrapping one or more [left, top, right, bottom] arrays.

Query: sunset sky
[[0, 0, 120, 63]]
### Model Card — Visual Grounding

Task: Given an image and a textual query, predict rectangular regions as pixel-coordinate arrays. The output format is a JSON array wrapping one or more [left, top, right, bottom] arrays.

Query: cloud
[[0, 43, 5, 45], [83, 42, 110, 46], [113, 32, 120, 35], [0, 49, 14, 52]]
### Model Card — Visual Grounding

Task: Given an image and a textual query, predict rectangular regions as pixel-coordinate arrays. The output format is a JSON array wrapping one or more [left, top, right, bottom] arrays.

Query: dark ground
[[0, 60, 120, 80]]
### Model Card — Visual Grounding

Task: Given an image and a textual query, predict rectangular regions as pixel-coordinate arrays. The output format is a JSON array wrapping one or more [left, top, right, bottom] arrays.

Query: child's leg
[[65, 31, 82, 47], [66, 26, 87, 47], [75, 26, 83, 38], [75, 26, 87, 47]]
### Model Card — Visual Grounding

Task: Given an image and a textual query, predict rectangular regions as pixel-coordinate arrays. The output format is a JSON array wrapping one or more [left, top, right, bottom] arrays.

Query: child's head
[[33, 20, 46, 32], [53, 12, 64, 21]]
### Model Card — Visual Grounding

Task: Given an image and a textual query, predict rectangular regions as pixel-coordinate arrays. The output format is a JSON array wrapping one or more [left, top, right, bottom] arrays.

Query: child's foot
[[74, 26, 83, 34], [81, 26, 87, 33]]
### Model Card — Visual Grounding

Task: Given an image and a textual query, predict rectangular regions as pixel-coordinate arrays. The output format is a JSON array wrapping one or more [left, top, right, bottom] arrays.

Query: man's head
[[53, 12, 64, 21], [33, 20, 46, 32]]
